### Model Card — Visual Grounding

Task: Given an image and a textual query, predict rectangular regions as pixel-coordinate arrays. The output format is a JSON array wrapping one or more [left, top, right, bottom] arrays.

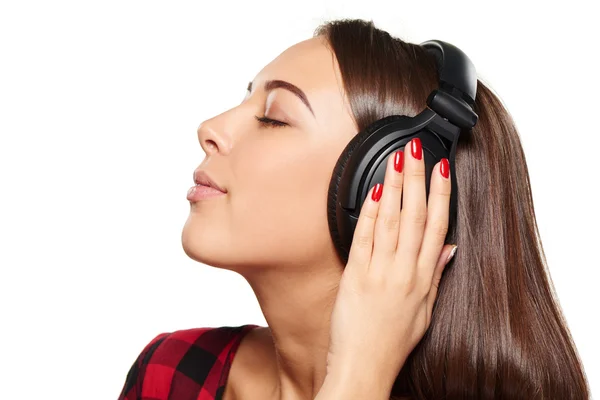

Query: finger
[[426, 244, 457, 322], [418, 158, 452, 287], [346, 183, 384, 273], [396, 138, 427, 267], [370, 150, 404, 273]]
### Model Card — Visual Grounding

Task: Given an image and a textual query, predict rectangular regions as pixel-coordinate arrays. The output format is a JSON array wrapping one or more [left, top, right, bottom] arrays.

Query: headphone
[[327, 39, 479, 265]]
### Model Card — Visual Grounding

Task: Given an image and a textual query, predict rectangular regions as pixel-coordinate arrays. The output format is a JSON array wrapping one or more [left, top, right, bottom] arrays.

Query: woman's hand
[[325, 138, 457, 390]]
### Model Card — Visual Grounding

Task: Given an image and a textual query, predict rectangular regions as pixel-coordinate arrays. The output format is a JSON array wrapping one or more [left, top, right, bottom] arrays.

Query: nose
[[197, 116, 230, 156]]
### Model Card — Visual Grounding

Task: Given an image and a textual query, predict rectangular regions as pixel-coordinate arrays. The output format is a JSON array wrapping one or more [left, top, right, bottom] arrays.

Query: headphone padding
[[327, 115, 408, 265]]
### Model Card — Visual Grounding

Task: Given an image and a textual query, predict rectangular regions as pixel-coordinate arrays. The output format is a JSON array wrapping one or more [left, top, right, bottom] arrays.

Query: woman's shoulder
[[140, 324, 261, 365], [163, 324, 261, 354], [118, 324, 261, 400]]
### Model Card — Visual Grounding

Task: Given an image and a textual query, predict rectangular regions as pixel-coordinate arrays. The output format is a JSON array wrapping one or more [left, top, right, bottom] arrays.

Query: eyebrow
[[247, 79, 315, 118]]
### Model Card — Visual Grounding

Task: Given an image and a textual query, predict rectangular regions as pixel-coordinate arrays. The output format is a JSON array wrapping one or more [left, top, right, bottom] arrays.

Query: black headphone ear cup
[[327, 115, 407, 265]]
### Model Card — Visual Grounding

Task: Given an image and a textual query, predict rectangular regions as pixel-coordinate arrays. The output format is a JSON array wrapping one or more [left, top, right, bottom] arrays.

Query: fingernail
[[394, 150, 404, 173], [411, 138, 422, 160], [446, 245, 458, 263], [440, 158, 449, 179], [371, 183, 383, 202]]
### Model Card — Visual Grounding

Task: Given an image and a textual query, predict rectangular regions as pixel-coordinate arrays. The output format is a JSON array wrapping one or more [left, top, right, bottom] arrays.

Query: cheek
[[229, 144, 332, 259], [232, 151, 316, 227], [232, 136, 316, 203]]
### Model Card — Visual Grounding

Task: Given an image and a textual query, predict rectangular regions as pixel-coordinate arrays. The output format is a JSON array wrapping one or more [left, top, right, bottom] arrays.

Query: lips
[[193, 170, 226, 193]]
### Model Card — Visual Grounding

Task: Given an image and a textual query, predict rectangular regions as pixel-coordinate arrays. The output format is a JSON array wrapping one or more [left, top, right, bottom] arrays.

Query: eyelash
[[255, 115, 289, 128]]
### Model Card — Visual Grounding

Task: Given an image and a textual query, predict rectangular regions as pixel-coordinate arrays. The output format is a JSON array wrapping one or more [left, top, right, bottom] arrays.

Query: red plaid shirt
[[118, 324, 261, 400]]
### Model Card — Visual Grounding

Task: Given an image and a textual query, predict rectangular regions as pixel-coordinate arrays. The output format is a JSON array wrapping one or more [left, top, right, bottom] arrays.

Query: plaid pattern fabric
[[118, 324, 261, 400]]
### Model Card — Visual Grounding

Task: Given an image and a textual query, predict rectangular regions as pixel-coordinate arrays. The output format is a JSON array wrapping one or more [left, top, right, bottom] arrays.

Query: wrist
[[329, 352, 406, 390], [321, 365, 395, 400]]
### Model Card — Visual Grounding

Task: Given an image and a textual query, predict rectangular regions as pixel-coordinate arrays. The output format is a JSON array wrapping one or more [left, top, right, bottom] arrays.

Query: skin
[[181, 35, 453, 400]]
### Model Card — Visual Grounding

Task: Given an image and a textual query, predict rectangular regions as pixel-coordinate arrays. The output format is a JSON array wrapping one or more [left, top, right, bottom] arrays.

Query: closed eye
[[255, 115, 289, 128]]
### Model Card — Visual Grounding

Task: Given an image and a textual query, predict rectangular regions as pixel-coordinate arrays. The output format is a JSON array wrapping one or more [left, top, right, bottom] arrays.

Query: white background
[[1, 0, 598, 398]]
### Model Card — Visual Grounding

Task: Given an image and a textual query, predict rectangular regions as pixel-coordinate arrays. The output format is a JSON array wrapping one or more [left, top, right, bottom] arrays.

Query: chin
[[181, 216, 215, 262], [180, 217, 233, 270]]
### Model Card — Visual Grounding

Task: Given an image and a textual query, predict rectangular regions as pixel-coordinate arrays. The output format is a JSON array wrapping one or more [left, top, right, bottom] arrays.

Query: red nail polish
[[371, 183, 383, 202], [411, 138, 422, 160], [394, 150, 403, 173], [440, 158, 449, 179]]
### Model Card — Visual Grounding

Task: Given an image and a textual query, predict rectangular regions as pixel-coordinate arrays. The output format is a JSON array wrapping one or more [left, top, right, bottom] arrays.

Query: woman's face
[[182, 36, 358, 272]]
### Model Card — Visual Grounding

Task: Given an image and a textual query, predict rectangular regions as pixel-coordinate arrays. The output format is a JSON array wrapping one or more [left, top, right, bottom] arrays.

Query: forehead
[[252, 36, 355, 127]]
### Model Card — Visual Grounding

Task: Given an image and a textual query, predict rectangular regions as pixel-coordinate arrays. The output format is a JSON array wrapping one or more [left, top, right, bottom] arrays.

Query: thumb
[[426, 244, 457, 314], [442, 244, 458, 267]]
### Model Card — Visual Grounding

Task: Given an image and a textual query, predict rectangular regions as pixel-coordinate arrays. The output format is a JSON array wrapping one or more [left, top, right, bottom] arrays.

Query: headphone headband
[[420, 40, 478, 131]]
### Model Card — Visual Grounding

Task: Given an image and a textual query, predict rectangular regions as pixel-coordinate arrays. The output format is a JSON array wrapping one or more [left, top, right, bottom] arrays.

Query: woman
[[118, 18, 590, 400]]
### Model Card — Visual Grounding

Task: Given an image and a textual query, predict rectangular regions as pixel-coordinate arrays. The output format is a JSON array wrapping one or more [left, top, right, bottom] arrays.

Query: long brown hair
[[314, 18, 590, 399]]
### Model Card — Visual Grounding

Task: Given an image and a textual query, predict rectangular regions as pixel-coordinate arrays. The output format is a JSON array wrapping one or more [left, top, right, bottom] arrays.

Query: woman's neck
[[240, 262, 343, 400]]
